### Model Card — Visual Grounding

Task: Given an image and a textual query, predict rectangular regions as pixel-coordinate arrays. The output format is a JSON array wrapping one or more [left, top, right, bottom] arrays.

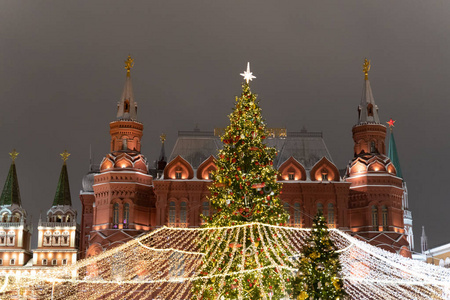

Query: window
[[328, 203, 335, 226], [370, 141, 376, 153], [321, 168, 328, 181], [317, 203, 323, 214], [42, 259, 48, 265], [10, 259, 15, 265], [283, 202, 290, 215], [202, 201, 209, 224], [0, 259, 3, 265], [294, 203, 301, 227], [123, 203, 130, 229], [7, 231, 15, 246], [288, 173, 295, 180], [1, 213, 8, 222], [52, 259, 57, 266], [372, 206, 378, 230], [113, 203, 119, 228], [367, 103, 374, 116], [180, 202, 187, 226], [62, 259, 67, 265], [168, 202, 176, 225], [124, 100, 130, 113], [208, 172, 213, 180], [175, 171, 182, 179], [382, 206, 388, 230]]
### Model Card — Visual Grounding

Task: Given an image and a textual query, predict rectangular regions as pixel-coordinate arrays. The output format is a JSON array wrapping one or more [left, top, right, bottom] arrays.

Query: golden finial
[[60, 150, 71, 164], [363, 58, 371, 80], [9, 149, 19, 163], [160, 133, 166, 144], [124, 55, 134, 77]]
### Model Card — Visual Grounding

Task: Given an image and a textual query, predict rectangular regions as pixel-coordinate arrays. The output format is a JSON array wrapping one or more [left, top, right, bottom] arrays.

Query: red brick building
[[81, 59, 412, 258]]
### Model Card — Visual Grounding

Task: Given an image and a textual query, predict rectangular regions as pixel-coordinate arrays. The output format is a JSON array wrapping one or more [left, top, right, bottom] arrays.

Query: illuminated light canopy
[[1, 223, 449, 299]]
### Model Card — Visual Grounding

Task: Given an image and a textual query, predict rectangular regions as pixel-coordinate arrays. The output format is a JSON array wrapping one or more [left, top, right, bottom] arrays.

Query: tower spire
[[0, 150, 22, 206], [421, 226, 428, 253], [53, 151, 72, 206], [387, 119, 403, 178], [157, 133, 167, 178], [358, 58, 380, 124], [116, 55, 138, 121]]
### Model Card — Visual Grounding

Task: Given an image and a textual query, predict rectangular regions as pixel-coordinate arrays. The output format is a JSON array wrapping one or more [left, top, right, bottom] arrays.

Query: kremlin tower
[[82, 56, 155, 258], [0, 150, 32, 266], [345, 59, 410, 256], [33, 151, 79, 266]]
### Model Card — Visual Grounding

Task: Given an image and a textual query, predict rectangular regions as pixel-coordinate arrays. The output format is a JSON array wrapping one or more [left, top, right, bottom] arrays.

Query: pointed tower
[[421, 226, 428, 253], [156, 133, 167, 178], [86, 56, 155, 258], [387, 119, 414, 251], [34, 151, 79, 267], [0, 150, 32, 266], [352, 59, 386, 156], [345, 59, 410, 257], [110, 55, 143, 152]]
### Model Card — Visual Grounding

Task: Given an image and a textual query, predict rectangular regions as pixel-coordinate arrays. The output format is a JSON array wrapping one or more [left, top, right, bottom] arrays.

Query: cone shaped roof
[[0, 162, 22, 206]]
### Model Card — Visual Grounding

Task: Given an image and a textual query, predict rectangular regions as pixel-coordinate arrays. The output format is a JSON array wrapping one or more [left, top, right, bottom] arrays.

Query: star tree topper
[[240, 62, 256, 83]]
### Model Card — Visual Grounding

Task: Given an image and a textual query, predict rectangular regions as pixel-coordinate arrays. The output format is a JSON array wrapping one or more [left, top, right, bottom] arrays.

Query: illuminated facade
[[33, 153, 79, 267], [81, 58, 412, 259]]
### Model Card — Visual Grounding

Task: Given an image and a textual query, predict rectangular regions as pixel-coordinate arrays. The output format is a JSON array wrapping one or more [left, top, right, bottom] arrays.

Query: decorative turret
[[352, 59, 387, 156], [156, 133, 167, 178], [421, 226, 428, 253], [116, 55, 138, 121], [387, 119, 403, 178], [34, 151, 79, 267], [109, 55, 144, 152], [53, 150, 72, 207], [0, 150, 22, 207], [0, 150, 32, 266], [358, 58, 380, 124]]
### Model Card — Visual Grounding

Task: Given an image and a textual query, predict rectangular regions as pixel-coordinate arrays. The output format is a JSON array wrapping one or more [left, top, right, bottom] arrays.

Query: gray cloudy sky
[[0, 1, 448, 251]]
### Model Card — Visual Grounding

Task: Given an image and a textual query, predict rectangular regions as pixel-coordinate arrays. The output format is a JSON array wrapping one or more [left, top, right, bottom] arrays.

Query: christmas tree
[[192, 63, 292, 299], [293, 212, 346, 300]]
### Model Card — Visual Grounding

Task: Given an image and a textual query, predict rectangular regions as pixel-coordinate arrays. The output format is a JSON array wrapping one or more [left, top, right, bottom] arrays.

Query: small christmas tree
[[192, 63, 292, 299], [293, 212, 346, 300]]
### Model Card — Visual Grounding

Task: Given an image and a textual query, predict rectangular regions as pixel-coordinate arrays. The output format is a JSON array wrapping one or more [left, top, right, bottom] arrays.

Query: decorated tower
[[387, 119, 414, 251], [0, 150, 32, 266], [85, 56, 155, 257], [33, 151, 79, 266], [345, 59, 410, 256]]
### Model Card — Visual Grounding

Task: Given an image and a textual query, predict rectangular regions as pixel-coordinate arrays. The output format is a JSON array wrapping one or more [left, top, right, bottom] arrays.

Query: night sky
[[0, 1, 448, 251]]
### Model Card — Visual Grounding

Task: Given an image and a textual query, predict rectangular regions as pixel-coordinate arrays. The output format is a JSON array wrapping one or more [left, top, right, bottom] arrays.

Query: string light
[[0, 224, 448, 299]]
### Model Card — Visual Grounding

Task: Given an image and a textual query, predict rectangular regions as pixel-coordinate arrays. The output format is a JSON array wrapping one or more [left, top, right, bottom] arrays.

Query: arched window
[[168, 201, 176, 226], [367, 103, 374, 116], [317, 203, 323, 214], [113, 203, 119, 229], [328, 203, 335, 227], [321, 168, 328, 181], [294, 203, 301, 227], [124, 100, 130, 113], [372, 206, 378, 230], [370, 141, 376, 153], [123, 203, 130, 229], [283, 202, 290, 214], [1, 213, 8, 222], [180, 202, 187, 226], [382, 205, 388, 230]]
